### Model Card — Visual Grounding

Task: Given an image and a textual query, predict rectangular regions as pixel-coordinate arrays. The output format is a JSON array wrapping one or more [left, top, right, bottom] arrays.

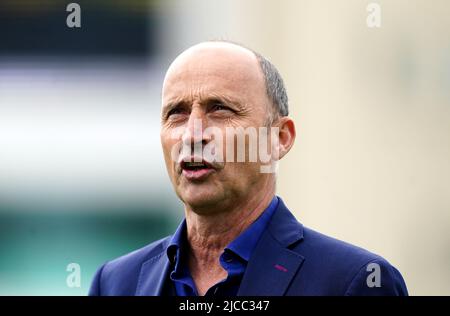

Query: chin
[[180, 187, 224, 213]]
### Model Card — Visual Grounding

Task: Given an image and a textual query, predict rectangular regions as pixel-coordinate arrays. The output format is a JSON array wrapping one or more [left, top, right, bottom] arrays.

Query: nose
[[181, 106, 209, 150]]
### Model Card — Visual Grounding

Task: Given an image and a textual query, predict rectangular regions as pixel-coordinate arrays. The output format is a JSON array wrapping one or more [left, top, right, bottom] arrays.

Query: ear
[[274, 116, 296, 160]]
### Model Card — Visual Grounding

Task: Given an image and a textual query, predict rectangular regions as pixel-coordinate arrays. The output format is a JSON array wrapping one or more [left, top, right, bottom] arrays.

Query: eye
[[211, 102, 230, 112], [166, 107, 186, 118]]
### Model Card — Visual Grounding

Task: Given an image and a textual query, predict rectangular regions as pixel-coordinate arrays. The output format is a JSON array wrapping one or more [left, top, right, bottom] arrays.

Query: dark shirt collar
[[167, 196, 279, 265], [225, 196, 279, 261], [167, 220, 186, 266]]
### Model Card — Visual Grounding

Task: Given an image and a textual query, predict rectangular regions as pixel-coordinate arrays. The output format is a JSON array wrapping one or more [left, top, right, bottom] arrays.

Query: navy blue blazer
[[89, 198, 408, 296]]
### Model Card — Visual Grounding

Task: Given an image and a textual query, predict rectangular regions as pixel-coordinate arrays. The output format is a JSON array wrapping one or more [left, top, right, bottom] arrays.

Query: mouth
[[180, 159, 215, 181]]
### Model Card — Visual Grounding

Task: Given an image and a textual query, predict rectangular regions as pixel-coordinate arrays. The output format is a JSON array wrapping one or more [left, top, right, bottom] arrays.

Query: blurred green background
[[0, 204, 178, 295]]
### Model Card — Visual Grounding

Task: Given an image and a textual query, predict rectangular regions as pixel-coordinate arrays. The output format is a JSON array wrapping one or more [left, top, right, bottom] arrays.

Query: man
[[89, 41, 408, 296]]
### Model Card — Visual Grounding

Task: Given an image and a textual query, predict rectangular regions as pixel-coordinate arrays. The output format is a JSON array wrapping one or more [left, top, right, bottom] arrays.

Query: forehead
[[162, 44, 267, 104]]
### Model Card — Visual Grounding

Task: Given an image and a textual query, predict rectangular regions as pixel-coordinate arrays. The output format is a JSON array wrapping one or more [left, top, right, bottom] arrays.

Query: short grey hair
[[253, 52, 289, 118]]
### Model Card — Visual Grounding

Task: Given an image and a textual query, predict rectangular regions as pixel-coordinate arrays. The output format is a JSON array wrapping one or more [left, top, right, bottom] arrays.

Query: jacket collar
[[267, 197, 304, 247], [237, 197, 305, 296], [135, 238, 172, 296]]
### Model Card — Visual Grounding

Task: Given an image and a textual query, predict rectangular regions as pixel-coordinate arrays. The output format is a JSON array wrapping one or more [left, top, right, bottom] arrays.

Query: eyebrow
[[162, 93, 245, 116], [205, 93, 244, 109], [162, 98, 185, 114]]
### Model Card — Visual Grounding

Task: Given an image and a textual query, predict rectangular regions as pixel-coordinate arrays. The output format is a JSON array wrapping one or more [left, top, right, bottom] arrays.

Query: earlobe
[[276, 117, 296, 160]]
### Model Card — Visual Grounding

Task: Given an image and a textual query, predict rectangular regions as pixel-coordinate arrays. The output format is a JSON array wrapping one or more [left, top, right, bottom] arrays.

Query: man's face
[[160, 43, 273, 212]]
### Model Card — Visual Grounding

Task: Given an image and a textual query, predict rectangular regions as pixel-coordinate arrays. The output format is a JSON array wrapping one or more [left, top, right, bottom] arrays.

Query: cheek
[[161, 140, 171, 162], [161, 128, 177, 153], [160, 136, 178, 171], [222, 161, 260, 186]]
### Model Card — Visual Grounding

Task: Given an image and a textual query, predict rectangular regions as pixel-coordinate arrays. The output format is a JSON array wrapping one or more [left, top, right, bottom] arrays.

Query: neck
[[183, 179, 276, 295], [185, 184, 275, 260]]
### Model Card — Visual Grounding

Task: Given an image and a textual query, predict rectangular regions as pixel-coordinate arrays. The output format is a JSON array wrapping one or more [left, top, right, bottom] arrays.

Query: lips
[[179, 158, 216, 181]]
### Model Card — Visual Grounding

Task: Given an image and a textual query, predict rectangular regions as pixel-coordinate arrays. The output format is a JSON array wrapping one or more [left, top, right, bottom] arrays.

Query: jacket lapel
[[135, 247, 171, 296], [237, 198, 305, 296]]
